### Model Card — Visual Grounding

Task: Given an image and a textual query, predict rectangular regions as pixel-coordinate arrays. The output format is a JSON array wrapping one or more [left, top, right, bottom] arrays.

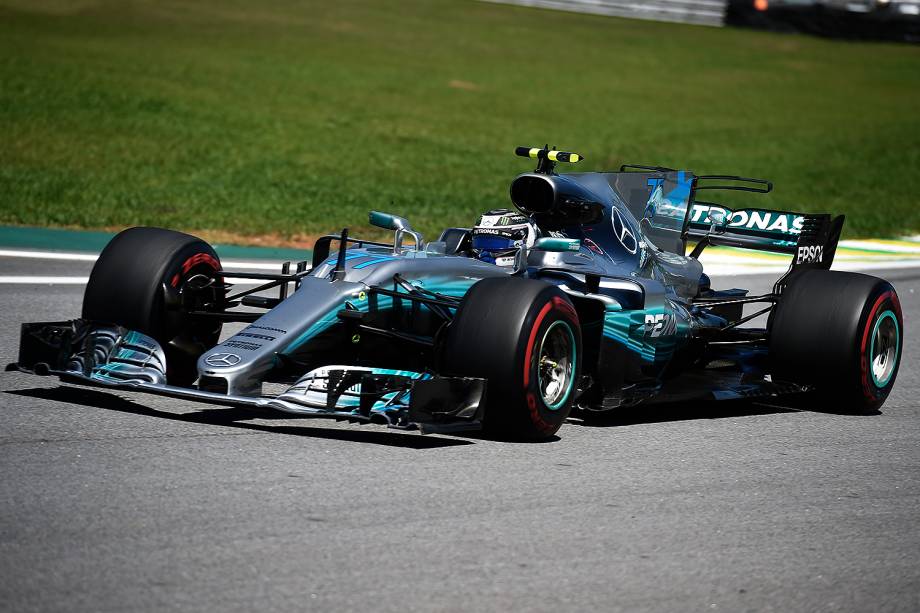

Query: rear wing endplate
[[774, 214, 845, 291]]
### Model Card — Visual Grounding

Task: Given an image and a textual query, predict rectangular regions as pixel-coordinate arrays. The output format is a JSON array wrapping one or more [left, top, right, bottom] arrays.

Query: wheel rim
[[537, 320, 576, 411], [870, 310, 899, 388]]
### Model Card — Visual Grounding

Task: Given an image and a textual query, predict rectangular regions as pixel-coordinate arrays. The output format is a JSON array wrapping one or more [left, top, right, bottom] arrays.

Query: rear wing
[[685, 174, 845, 272], [687, 201, 804, 254], [607, 168, 791, 255], [690, 201, 844, 267], [605, 166, 845, 270]]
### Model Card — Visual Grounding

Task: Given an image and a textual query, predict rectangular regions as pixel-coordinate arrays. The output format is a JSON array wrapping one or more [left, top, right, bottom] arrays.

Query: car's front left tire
[[440, 277, 582, 441]]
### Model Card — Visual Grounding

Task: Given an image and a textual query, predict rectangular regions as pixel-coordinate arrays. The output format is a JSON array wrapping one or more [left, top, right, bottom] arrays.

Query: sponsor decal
[[236, 332, 276, 342], [223, 340, 261, 351], [477, 209, 528, 228], [644, 313, 675, 338], [796, 244, 824, 264], [473, 227, 527, 239], [205, 353, 241, 367], [690, 204, 804, 236], [583, 237, 605, 256], [611, 208, 638, 254], [247, 325, 287, 335]]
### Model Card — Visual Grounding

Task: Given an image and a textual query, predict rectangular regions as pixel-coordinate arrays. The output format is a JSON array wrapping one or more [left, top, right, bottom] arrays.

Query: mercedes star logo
[[611, 208, 638, 254], [205, 353, 241, 367]]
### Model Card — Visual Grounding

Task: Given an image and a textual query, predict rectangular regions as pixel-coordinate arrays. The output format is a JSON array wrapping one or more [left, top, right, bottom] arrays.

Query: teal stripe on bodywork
[[281, 276, 478, 355], [282, 293, 394, 354], [602, 306, 689, 363], [353, 256, 399, 269]]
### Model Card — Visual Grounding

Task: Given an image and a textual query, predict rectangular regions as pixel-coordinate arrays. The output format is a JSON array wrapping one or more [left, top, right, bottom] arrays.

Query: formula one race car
[[9, 146, 904, 440]]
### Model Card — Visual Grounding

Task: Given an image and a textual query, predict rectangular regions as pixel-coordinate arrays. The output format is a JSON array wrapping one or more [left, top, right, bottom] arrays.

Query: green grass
[[1, 0, 919, 242]]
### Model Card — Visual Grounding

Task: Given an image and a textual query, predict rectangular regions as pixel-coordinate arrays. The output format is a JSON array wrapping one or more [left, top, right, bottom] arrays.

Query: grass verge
[[1, 0, 919, 242]]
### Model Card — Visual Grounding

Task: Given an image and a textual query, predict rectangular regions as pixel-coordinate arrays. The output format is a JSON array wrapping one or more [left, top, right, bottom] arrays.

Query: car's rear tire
[[82, 227, 223, 385], [440, 277, 582, 441], [769, 269, 903, 413]]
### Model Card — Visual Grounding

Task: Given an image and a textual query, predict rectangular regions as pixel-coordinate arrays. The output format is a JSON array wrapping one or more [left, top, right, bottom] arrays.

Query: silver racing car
[[9, 146, 904, 440]]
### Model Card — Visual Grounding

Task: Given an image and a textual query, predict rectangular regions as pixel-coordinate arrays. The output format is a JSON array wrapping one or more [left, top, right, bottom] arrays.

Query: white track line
[[838, 240, 920, 254], [4, 262, 915, 284], [0, 276, 90, 284], [0, 248, 287, 270], [1, 248, 917, 283], [0, 276, 267, 285], [704, 259, 920, 276], [0, 249, 98, 262]]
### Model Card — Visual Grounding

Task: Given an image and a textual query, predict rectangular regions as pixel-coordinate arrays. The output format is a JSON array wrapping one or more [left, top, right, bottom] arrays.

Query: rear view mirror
[[369, 211, 411, 232], [369, 211, 424, 253]]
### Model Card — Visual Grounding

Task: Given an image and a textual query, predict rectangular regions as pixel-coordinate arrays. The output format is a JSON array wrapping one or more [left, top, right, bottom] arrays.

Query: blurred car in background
[[727, 0, 920, 40]]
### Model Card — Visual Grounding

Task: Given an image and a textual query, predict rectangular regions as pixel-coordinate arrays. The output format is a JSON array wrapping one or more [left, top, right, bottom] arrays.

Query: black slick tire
[[440, 277, 582, 441], [82, 227, 223, 385], [769, 269, 903, 413]]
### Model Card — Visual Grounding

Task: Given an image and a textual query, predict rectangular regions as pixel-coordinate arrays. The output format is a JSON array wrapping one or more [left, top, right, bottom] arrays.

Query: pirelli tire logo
[[796, 244, 824, 265]]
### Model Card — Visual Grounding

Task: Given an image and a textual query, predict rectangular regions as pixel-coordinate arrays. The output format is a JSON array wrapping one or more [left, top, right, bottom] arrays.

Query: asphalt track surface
[[1, 255, 918, 612]]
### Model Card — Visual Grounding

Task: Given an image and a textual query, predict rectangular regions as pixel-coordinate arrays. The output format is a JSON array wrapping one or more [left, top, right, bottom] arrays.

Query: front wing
[[8, 320, 486, 434]]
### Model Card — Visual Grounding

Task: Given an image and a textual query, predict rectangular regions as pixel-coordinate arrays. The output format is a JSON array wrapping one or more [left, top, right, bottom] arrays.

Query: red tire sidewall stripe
[[171, 253, 220, 288], [521, 295, 581, 433], [522, 296, 580, 390], [859, 290, 897, 401], [522, 301, 553, 389], [551, 295, 578, 322]]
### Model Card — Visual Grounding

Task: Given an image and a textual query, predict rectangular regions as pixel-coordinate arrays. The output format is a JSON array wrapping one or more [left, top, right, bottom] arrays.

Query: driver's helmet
[[471, 209, 538, 267]]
